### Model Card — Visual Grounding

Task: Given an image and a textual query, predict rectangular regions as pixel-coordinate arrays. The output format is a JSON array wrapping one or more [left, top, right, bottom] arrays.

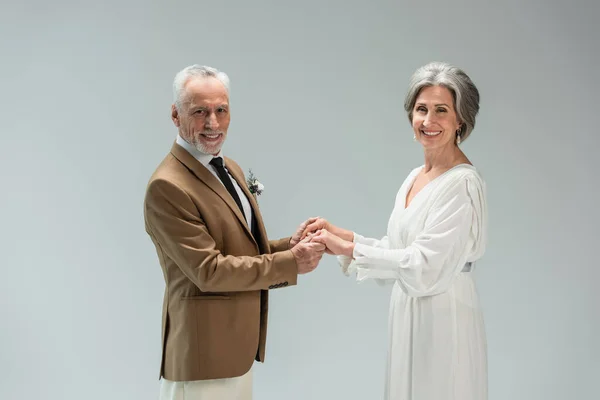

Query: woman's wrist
[[344, 241, 355, 258], [325, 223, 354, 243], [337, 228, 354, 242]]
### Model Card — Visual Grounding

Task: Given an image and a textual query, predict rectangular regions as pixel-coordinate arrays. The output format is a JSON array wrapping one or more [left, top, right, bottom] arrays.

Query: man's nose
[[205, 113, 218, 130]]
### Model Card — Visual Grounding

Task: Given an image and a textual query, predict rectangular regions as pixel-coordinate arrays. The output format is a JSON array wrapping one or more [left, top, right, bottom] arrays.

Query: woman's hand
[[302, 217, 353, 240], [301, 217, 331, 239], [290, 217, 320, 248], [310, 229, 354, 257]]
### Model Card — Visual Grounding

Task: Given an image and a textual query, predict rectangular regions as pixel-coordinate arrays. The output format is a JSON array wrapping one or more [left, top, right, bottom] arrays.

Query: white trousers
[[159, 368, 253, 400]]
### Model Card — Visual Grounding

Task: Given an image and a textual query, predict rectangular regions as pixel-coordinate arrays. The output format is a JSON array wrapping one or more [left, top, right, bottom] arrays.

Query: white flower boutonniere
[[246, 169, 264, 198]]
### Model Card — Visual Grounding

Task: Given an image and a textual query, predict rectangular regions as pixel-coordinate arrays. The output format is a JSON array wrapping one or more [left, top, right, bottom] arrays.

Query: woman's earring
[[413, 134, 416, 141], [456, 127, 462, 145]]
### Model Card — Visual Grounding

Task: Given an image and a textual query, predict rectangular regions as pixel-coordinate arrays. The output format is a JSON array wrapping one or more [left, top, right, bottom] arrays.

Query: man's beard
[[190, 131, 225, 155]]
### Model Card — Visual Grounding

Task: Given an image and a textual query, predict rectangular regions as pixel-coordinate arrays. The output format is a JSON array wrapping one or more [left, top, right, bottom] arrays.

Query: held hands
[[298, 216, 353, 257], [290, 217, 321, 248], [310, 229, 354, 258], [290, 216, 354, 274], [300, 217, 331, 240]]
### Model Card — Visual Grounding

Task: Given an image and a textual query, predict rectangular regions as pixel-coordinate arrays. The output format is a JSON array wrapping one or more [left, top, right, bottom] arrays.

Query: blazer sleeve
[[269, 237, 292, 253], [144, 178, 298, 292]]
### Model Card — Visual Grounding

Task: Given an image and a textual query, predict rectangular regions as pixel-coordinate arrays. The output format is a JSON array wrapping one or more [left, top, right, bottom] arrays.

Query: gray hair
[[404, 62, 480, 143], [173, 65, 230, 110]]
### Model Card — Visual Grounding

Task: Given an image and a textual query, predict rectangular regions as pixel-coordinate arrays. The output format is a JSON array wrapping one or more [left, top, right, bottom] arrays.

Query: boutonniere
[[246, 169, 264, 198]]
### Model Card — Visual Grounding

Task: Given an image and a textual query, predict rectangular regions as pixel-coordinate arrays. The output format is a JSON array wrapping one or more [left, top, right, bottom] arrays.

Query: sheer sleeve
[[347, 177, 482, 296], [337, 233, 389, 285], [353, 233, 390, 248]]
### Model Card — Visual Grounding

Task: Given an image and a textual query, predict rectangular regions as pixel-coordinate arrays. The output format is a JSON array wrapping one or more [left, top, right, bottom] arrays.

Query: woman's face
[[411, 85, 462, 151]]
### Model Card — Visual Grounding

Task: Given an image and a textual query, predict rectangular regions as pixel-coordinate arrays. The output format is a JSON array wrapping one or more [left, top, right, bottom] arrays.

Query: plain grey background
[[1, 0, 598, 399]]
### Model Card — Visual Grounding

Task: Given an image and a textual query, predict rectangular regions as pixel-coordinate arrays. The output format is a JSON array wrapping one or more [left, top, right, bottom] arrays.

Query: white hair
[[172, 65, 230, 110]]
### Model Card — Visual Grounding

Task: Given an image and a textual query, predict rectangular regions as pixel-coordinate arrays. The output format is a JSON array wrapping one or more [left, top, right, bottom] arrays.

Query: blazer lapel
[[170, 143, 257, 246], [225, 157, 270, 253]]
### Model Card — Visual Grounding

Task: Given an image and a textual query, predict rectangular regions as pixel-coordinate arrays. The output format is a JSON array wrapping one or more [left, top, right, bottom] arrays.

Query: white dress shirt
[[176, 134, 253, 228]]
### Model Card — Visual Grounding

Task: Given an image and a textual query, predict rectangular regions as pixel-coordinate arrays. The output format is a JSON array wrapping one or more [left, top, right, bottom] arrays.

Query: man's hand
[[290, 235, 326, 274], [310, 229, 354, 257], [290, 217, 320, 248]]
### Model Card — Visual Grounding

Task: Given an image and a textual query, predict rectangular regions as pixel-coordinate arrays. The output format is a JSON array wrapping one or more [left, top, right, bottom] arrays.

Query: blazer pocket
[[181, 295, 231, 300]]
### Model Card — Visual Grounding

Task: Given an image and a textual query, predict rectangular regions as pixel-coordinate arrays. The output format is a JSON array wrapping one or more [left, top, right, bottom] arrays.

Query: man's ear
[[171, 104, 180, 127]]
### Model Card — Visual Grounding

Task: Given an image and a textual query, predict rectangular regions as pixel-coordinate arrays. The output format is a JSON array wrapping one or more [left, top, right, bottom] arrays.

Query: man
[[143, 65, 325, 399]]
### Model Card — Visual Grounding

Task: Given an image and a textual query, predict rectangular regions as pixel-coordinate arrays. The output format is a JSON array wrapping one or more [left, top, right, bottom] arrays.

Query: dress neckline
[[404, 163, 474, 210]]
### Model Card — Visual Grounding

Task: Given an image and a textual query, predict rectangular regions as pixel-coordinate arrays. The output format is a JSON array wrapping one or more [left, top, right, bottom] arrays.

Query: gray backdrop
[[1, 0, 598, 399]]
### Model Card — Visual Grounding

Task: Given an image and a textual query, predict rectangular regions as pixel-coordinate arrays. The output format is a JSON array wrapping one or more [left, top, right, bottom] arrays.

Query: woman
[[304, 62, 488, 400]]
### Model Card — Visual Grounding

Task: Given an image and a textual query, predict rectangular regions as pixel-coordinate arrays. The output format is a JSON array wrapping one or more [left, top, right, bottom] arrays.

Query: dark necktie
[[209, 157, 246, 219], [209, 157, 261, 244]]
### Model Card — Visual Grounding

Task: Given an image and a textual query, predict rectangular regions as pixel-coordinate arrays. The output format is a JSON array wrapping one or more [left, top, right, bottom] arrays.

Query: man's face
[[172, 77, 230, 155]]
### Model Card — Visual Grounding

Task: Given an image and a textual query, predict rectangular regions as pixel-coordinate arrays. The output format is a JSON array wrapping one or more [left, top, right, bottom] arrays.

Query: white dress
[[339, 164, 488, 400]]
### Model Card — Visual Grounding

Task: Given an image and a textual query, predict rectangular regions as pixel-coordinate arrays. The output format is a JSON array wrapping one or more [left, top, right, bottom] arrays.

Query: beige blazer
[[144, 142, 298, 382]]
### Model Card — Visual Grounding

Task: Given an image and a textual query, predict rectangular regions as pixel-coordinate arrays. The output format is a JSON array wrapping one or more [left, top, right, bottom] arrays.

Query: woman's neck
[[422, 145, 468, 174]]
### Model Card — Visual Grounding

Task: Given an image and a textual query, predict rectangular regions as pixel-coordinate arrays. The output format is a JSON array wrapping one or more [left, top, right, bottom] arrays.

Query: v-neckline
[[403, 163, 472, 210]]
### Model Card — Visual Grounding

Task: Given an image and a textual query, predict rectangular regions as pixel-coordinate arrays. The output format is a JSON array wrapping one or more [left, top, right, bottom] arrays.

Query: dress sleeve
[[349, 178, 479, 297], [337, 233, 389, 283], [353, 233, 390, 248]]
